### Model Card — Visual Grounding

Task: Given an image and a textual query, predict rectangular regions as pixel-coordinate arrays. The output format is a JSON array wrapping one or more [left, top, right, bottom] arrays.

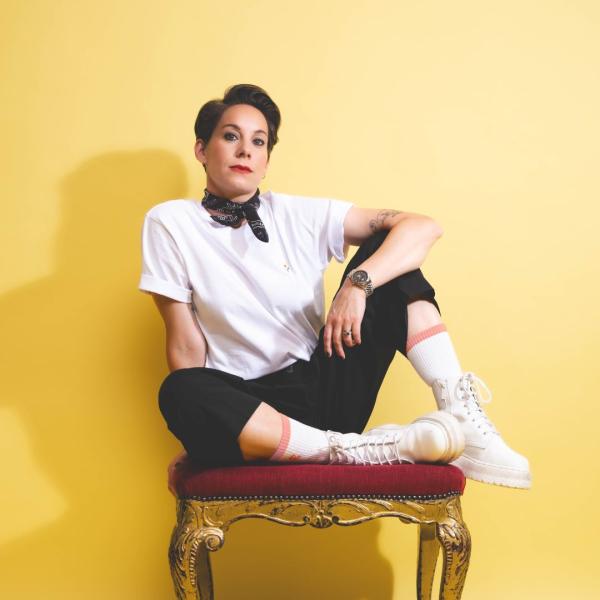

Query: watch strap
[[347, 269, 374, 296]]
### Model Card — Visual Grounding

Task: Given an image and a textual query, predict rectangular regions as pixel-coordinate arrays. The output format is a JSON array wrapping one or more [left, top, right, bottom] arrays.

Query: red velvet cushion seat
[[169, 457, 466, 500]]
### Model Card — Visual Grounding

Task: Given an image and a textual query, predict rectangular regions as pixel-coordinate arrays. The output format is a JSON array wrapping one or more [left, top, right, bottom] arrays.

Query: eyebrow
[[221, 123, 268, 136]]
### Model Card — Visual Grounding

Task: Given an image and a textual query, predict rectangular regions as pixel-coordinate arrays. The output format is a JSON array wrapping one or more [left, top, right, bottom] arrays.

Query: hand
[[323, 279, 366, 359], [167, 449, 189, 495]]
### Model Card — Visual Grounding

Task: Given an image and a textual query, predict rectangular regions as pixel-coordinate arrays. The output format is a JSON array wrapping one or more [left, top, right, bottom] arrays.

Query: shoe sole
[[413, 411, 466, 463], [451, 454, 532, 489]]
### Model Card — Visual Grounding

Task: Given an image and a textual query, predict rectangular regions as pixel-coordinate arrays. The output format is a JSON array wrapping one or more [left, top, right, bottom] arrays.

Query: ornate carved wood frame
[[168, 492, 471, 600]]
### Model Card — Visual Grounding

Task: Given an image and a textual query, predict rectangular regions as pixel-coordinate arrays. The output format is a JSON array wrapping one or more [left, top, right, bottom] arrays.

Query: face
[[194, 103, 270, 203]]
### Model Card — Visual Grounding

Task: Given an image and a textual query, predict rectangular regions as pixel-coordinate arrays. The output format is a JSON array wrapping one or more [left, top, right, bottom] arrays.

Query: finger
[[332, 322, 346, 359], [342, 323, 355, 347], [323, 322, 332, 356], [352, 318, 362, 345]]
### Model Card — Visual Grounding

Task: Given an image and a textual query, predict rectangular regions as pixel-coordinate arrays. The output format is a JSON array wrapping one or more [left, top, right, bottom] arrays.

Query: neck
[[205, 185, 257, 204]]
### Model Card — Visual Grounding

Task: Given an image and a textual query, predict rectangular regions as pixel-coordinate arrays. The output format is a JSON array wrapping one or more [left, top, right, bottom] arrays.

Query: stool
[[166, 454, 471, 599]]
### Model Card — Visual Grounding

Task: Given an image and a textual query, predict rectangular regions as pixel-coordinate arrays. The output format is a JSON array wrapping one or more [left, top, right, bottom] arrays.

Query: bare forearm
[[355, 217, 443, 289]]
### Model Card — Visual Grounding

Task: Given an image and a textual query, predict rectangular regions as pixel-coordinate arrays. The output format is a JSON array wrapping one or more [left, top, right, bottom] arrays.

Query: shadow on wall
[[0, 150, 401, 599]]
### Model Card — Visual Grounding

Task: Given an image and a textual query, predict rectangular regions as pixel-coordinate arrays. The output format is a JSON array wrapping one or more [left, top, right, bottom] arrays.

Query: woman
[[138, 84, 530, 488]]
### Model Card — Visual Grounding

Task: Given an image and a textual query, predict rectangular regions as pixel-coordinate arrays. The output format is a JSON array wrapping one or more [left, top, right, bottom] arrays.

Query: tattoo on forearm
[[368, 210, 402, 233]]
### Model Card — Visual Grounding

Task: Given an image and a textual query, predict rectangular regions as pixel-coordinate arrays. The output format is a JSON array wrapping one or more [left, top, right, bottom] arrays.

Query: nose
[[237, 139, 252, 159]]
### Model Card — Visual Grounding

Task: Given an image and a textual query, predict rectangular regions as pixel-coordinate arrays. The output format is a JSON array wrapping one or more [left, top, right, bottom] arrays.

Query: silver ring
[[342, 330, 352, 336]]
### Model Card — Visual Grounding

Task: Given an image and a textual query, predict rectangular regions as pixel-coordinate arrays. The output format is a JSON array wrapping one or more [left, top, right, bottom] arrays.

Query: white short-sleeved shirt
[[138, 189, 354, 379]]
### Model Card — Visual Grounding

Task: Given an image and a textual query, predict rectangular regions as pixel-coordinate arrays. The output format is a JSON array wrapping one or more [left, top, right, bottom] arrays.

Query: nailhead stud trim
[[181, 491, 462, 501]]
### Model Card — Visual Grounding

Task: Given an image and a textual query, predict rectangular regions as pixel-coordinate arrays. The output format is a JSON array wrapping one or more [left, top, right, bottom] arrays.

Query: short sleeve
[[138, 214, 193, 303], [319, 198, 354, 265]]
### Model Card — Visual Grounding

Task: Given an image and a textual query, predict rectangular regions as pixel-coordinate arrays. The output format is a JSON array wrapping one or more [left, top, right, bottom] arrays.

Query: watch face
[[352, 270, 369, 284]]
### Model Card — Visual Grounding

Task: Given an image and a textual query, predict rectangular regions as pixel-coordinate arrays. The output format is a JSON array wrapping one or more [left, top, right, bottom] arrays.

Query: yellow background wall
[[1, 1, 599, 598]]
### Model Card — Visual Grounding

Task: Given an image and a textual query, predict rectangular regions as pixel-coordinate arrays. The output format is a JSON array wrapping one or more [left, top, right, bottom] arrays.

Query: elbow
[[430, 219, 443, 239], [166, 345, 207, 372], [414, 216, 443, 241]]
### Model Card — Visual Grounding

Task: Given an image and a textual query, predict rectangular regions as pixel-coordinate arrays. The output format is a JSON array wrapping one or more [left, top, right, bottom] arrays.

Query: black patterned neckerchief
[[201, 187, 269, 243]]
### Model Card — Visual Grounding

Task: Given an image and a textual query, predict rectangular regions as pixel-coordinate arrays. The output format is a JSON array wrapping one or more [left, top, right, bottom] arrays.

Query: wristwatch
[[346, 268, 374, 297]]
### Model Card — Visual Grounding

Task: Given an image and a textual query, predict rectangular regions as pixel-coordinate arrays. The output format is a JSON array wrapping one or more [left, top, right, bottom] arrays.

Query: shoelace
[[454, 372, 498, 435], [328, 432, 410, 465]]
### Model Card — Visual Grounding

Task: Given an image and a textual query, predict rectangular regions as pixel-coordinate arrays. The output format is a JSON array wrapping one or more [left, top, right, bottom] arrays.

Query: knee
[[158, 367, 207, 417], [158, 367, 239, 416], [159, 367, 191, 400]]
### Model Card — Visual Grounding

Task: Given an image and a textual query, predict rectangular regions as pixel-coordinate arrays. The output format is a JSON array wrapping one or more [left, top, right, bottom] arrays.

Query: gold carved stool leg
[[168, 499, 224, 600], [436, 497, 471, 599], [417, 522, 440, 600]]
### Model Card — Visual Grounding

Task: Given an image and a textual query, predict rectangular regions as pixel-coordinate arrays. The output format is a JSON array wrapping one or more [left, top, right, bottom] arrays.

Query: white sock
[[406, 324, 462, 386], [269, 414, 331, 463]]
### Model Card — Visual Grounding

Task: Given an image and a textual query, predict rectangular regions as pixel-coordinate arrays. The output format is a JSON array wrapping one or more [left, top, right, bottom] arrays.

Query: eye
[[254, 138, 266, 146], [224, 132, 237, 141]]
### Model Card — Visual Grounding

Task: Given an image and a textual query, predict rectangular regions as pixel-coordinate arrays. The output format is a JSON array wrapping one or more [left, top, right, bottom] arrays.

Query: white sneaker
[[328, 411, 465, 465], [432, 372, 532, 489]]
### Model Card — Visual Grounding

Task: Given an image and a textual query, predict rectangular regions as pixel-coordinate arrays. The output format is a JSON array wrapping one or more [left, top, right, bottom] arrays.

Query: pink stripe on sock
[[270, 414, 291, 461], [406, 323, 447, 352]]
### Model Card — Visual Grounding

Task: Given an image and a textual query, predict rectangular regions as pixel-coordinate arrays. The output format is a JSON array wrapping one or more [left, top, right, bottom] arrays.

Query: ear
[[194, 139, 207, 164]]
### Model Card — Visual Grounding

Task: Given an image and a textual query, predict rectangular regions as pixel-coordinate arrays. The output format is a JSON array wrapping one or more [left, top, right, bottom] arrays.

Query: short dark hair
[[194, 84, 281, 158]]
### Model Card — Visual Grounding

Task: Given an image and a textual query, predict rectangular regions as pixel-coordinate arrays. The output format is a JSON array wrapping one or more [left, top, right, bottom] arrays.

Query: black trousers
[[158, 230, 441, 467]]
